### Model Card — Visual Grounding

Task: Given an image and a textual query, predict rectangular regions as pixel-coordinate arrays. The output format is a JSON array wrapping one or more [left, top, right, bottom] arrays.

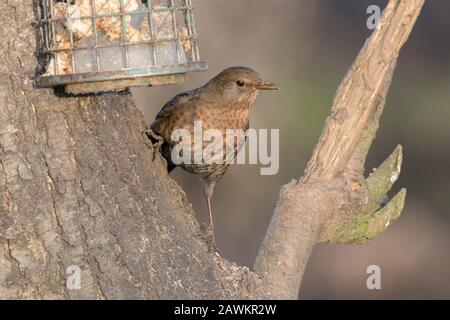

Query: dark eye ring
[[236, 80, 245, 87]]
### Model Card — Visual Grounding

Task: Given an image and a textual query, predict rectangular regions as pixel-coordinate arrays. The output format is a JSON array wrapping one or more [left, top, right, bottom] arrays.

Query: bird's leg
[[143, 127, 164, 161], [202, 180, 218, 251], [206, 195, 214, 237]]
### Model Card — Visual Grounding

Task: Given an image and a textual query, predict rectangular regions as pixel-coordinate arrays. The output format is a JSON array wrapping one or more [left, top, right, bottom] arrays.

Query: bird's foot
[[143, 128, 164, 161], [201, 223, 219, 253]]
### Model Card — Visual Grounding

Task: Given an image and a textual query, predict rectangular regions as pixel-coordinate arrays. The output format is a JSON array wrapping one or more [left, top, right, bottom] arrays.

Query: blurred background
[[132, 0, 450, 299]]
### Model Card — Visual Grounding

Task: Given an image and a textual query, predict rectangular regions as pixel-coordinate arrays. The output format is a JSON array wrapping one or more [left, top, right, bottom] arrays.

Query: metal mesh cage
[[36, 0, 207, 93]]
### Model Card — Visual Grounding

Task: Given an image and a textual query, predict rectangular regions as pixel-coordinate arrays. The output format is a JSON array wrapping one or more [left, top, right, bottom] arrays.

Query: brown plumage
[[149, 66, 279, 245]]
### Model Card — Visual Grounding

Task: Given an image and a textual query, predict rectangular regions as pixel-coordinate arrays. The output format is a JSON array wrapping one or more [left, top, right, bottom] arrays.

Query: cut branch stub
[[319, 188, 406, 244], [319, 145, 405, 244]]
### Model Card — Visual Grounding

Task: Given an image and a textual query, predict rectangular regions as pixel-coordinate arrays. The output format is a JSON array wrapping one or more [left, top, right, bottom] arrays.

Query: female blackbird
[[149, 66, 279, 246]]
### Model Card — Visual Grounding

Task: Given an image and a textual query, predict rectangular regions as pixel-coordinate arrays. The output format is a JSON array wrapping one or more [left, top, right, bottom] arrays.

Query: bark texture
[[0, 0, 423, 299]]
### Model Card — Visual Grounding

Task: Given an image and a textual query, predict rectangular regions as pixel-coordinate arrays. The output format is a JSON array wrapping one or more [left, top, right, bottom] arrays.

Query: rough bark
[[0, 0, 423, 299]]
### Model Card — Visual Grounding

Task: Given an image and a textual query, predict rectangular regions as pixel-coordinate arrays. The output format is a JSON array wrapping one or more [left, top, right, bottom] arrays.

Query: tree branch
[[253, 0, 424, 299]]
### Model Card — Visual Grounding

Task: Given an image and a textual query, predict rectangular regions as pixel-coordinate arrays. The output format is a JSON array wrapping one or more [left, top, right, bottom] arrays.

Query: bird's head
[[204, 66, 279, 106]]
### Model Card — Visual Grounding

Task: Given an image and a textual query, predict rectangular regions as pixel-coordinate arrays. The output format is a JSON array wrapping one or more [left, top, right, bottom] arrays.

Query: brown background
[[132, 0, 450, 299]]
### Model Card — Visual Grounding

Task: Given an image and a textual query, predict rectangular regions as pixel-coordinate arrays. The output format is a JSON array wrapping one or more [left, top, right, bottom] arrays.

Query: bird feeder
[[35, 0, 208, 94]]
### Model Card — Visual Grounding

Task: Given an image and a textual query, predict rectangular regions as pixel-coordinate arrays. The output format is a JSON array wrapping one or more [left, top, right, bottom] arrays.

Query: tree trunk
[[0, 0, 424, 299]]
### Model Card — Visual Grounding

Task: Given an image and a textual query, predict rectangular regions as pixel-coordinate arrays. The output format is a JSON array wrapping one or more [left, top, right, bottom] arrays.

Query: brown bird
[[148, 66, 279, 246]]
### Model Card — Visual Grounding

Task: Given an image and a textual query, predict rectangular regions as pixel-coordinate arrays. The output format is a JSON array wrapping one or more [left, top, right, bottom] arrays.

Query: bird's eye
[[236, 80, 245, 87]]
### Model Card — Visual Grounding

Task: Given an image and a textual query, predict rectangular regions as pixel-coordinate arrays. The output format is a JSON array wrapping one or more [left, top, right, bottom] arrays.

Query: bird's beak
[[257, 81, 280, 91]]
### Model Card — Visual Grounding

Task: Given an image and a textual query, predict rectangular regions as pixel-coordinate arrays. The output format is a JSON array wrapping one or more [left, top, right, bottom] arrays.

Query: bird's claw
[[143, 128, 164, 162]]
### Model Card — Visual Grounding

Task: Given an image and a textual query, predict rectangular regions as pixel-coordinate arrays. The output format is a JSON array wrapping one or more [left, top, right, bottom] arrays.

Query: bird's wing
[[149, 90, 199, 173], [154, 88, 202, 121], [155, 91, 191, 121], [150, 89, 199, 140]]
